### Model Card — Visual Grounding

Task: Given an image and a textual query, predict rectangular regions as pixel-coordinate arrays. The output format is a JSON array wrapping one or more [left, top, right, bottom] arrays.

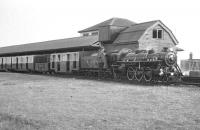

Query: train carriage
[[34, 54, 50, 73], [50, 52, 80, 73]]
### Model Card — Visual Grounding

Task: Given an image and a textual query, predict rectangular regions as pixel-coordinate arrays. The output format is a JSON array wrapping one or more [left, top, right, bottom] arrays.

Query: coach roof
[[0, 35, 98, 55]]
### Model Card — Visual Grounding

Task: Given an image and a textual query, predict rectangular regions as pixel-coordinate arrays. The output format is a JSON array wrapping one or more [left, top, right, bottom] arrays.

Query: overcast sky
[[0, 0, 199, 61]]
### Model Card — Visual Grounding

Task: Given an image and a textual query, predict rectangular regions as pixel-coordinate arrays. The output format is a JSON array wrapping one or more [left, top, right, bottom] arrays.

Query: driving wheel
[[126, 67, 135, 80], [144, 67, 152, 82], [135, 68, 143, 82]]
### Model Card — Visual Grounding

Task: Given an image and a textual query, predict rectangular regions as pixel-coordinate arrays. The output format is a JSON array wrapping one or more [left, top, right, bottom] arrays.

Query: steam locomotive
[[105, 47, 182, 82]]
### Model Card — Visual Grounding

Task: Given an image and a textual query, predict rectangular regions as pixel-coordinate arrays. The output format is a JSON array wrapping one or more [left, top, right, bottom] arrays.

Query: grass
[[0, 72, 200, 129]]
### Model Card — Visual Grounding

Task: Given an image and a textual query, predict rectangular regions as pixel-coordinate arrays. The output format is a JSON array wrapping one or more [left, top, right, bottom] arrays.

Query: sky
[[0, 0, 199, 61]]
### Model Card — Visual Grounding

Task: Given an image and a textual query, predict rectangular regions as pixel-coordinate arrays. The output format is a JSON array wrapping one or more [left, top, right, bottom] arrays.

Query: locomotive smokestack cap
[[189, 52, 193, 60]]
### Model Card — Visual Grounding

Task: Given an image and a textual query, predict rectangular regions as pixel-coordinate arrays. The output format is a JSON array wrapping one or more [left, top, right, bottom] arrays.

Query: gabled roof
[[0, 36, 98, 55], [114, 20, 158, 44], [78, 17, 136, 33]]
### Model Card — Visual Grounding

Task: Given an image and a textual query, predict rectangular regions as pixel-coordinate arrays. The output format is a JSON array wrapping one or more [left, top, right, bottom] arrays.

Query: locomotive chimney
[[189, 52, 193, 60]]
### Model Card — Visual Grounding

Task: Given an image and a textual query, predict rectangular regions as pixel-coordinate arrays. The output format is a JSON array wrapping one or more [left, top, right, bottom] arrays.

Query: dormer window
[[82, 31, 99, 36], [153, 29, 163, 39]]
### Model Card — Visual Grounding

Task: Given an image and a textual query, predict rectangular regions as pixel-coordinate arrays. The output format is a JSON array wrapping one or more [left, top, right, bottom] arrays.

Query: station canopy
[[0, 35, 99, 56]]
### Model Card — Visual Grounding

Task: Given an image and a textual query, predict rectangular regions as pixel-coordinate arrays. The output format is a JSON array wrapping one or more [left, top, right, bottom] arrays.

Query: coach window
[[52, 55, 56, 68], [57, 54, 61, 71], [58, 55, 61, 62], [1, 58, 3, 69], [26, 57, 28, 69], [66, 54, 70, 71], [5, 57, 7, 68], [73, 53, 76, 69], [153, 29, 163, 39], [20, 57, 23, 69], [16, 57, 18, 69], [11, 57, 12, 68]]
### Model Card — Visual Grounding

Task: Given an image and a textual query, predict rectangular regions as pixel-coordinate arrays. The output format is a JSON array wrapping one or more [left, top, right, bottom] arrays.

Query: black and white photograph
[[0, 0, 200, 129]]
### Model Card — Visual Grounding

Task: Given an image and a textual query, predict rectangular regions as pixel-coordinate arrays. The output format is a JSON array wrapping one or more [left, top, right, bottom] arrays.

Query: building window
[[82, 31, 98, 36], [158, 30, 162, 39], [91, 31, 98, 36], [153, 30, 157, 38], [83, 33, 89, 36], [153, 29, 163, 39]]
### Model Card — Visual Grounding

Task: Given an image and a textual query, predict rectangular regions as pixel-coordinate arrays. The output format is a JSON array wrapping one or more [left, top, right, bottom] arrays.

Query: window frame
[[152, 29, 163, 39]]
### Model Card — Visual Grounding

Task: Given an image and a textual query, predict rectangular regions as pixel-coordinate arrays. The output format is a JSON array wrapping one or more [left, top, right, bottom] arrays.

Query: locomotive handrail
[[117, 60, 162, 63]]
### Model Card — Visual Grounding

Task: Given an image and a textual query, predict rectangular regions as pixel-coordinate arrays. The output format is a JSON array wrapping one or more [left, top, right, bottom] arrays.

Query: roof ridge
[[78, 17, 136, 33], [130, 20, 160, 27], [109, 18, 116, 25]]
